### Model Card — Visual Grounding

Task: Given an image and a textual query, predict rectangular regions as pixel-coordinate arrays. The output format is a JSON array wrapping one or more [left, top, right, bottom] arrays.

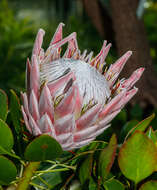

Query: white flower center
[[40, 58, 111, 106]]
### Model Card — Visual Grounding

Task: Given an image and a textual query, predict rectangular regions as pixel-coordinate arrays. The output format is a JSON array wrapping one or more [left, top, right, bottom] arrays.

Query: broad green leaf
[[139, 180, 157, 190], [10, 89, 22, 135], [0, 119, 14, 154], [98, 134, 117, 180], [24, 135, 63, 161], [79, 154, 93, 184], [145, 127, 157, 146], [0, 89, 8, 121], [118, 131, 157, 184], [0, 155, 17, 185], [125, 113, 155, 140], [120, 120, 139, 142], [103, 178, 125, 190]]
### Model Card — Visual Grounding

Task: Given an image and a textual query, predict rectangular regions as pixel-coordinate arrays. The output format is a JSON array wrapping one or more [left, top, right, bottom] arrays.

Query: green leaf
[[125, 113, 155, 140], [24, 135, 63, 161], [139, 180, 157, 190], [120, 120, 139, 142], [0, 89, 8, 121], [79, 154, 93, 184], [10, 89, 22, 135], [0, 155, 17, 185], [0, 119, 14, 154], [103, 178, 125, 190], [118, 131, 157, 184], [98, 134, 117, 180], [145, 127, 157, 145]]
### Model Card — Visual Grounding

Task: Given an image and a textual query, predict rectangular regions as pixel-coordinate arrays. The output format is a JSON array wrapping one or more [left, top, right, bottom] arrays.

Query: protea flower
[[21, 23, 144, 150]]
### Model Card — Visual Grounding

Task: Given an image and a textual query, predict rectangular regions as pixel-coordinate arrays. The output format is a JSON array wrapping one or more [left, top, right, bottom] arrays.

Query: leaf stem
[[16, 162, 40, 190]]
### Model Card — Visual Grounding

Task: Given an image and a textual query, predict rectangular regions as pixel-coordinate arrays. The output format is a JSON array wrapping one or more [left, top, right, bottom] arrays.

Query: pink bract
[[21, 23, 144, 150]]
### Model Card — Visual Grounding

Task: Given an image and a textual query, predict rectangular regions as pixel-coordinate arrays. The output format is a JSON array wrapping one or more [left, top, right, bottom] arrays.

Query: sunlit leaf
[[118, 131, 157, 184], [139, 180, 157, 190]]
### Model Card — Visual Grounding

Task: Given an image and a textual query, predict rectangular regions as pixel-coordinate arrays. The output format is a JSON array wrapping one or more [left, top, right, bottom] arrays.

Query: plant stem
[[16, 162, 40, 190]]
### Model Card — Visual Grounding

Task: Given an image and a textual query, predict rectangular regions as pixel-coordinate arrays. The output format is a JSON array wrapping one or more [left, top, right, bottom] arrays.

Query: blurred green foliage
[[144, 1, 157, 65], [0, 0, 35, 91]]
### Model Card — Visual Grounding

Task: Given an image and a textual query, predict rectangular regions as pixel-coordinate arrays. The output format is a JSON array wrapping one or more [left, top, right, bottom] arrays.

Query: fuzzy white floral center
[[40, 58, 111, 105]]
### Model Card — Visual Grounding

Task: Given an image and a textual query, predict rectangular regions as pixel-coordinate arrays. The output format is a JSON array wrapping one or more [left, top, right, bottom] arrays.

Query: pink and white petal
[[98, 90, 126, 119], [90, 42, 111, 71], [112, 88, 138, 111], [51, 32, 77, 49], [106, 51, 132, 87], [39, 84, 54, 123], [48, 71, 76, 98], [50, 23, 64, 45], [55, 85, 76, 117], [29, 90, 40, 121], [74, 123, 110, 143], [74, 85, 83, 119], [57, 133, 72, 145], [64, 36, 78, 58], [30, 55, 40, 98], [39, 114, 56, 138], [84, 51, 93, 63], [39, 48, 45, 62], [29, 114, 41, 136], [71, 49, 81, 60], [70, 138, 95, 150], [120, 68, 145, 90], [54, 114, 75, 135], [90, 41, 107, 66], [32, 29, 45, 57], [61, 141, 74, 151], [21, 92, 29, 116], [80, 50, 87, 60], [98, 109, 121, 127], [21, 106, 32, 134], [90, 124, 110, 138], [76, 104, 102, 131]]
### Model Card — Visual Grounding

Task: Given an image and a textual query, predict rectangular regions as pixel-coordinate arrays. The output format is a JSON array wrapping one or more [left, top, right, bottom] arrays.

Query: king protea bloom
[[21, 23, 144, 150]]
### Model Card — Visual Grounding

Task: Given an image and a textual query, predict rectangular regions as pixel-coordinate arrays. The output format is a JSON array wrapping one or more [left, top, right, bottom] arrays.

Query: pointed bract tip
[[59, 22, 65, 27], [133, 67, 145, 79], [126, 50, 132, 56], [126, 87, 138, 96], [136, 67, 145, 75], [38, 28, 45, 36]]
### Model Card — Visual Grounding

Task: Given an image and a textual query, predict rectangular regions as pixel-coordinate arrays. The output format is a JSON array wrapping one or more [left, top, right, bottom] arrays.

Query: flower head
[[21, 23, 144, 150]]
